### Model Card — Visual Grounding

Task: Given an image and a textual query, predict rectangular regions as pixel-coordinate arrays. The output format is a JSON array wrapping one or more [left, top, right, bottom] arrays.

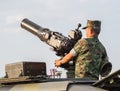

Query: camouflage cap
[[82, 20, 101, 30]]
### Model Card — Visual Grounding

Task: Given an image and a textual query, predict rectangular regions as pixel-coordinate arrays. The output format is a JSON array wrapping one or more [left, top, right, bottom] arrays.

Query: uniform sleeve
[[70, 38, 87, 57]]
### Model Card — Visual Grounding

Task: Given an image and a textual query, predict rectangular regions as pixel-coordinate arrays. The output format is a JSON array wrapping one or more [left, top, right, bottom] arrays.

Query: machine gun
[[21, 18, 82, 71], [21, 18, 82, 56]]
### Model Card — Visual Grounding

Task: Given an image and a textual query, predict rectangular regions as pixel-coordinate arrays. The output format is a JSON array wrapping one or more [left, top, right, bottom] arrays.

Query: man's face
[[85, 27, 91, 37]]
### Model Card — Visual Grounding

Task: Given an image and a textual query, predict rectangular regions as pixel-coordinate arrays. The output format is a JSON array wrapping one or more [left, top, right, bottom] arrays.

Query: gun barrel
[[21, 18, 52, 42], [21, 18, 45, 37]]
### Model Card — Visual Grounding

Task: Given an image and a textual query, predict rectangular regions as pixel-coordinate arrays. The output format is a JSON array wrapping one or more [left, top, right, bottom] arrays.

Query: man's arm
[[54, 39, 86, 67], [54, 53, 74, 67]]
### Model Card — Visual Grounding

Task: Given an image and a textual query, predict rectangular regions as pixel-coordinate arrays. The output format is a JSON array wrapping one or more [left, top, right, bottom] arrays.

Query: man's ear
[[89, 27, 94, 34], [91, 27, 96, 35]]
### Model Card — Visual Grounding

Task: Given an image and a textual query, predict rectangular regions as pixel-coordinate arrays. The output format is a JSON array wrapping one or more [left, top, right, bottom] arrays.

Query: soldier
[[54, 20, 109, 79]]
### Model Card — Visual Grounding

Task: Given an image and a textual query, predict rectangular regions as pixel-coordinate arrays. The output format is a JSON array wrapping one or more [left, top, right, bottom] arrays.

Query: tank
[[0, 18, 120, 91], [0, 61, 120, 91]]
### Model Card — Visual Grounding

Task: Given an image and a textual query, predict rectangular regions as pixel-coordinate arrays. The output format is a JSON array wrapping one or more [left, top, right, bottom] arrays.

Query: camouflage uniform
[[70, 37, 108, 79]]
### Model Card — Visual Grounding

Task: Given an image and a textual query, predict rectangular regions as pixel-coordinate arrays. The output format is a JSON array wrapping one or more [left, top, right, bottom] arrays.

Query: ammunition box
[[5, 61, 46, 78]]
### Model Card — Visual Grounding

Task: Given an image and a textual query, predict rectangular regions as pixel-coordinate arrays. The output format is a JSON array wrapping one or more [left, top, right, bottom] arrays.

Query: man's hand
[[54, 59, 62, 67], [54, 53, 74, 67]]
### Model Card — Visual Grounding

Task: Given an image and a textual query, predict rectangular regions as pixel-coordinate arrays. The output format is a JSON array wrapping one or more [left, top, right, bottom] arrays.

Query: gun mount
[[21, 18, 82, 71]]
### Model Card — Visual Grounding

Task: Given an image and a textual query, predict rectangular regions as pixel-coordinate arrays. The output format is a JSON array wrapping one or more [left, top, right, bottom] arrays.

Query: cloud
[[0, 14, 27, 32], [5, 14, 25, 25]]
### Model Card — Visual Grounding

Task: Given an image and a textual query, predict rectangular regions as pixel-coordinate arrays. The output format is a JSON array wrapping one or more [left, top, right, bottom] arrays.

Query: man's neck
[[87, 35, 98, 38]]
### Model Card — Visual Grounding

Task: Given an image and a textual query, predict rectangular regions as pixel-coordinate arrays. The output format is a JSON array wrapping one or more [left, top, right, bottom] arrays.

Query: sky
[[0, 0, 120, 77]]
